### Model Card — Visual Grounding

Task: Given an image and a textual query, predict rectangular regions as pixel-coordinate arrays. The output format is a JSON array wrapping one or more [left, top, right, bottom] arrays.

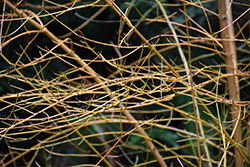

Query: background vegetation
[[0, 0, 250, 166]]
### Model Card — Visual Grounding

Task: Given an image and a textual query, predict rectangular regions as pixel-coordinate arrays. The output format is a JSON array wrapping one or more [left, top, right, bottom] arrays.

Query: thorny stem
[[1, 0, 250, 166], [0, 0, 168, 166]]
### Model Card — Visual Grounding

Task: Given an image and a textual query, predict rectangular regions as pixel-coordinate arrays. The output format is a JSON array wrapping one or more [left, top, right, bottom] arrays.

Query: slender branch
[[0, 0, 168, 166], [218, 0, 247, 166]]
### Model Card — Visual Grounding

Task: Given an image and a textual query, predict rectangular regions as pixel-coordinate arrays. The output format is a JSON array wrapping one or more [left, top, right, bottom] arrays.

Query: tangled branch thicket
[[0, 0, 250, 166]]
